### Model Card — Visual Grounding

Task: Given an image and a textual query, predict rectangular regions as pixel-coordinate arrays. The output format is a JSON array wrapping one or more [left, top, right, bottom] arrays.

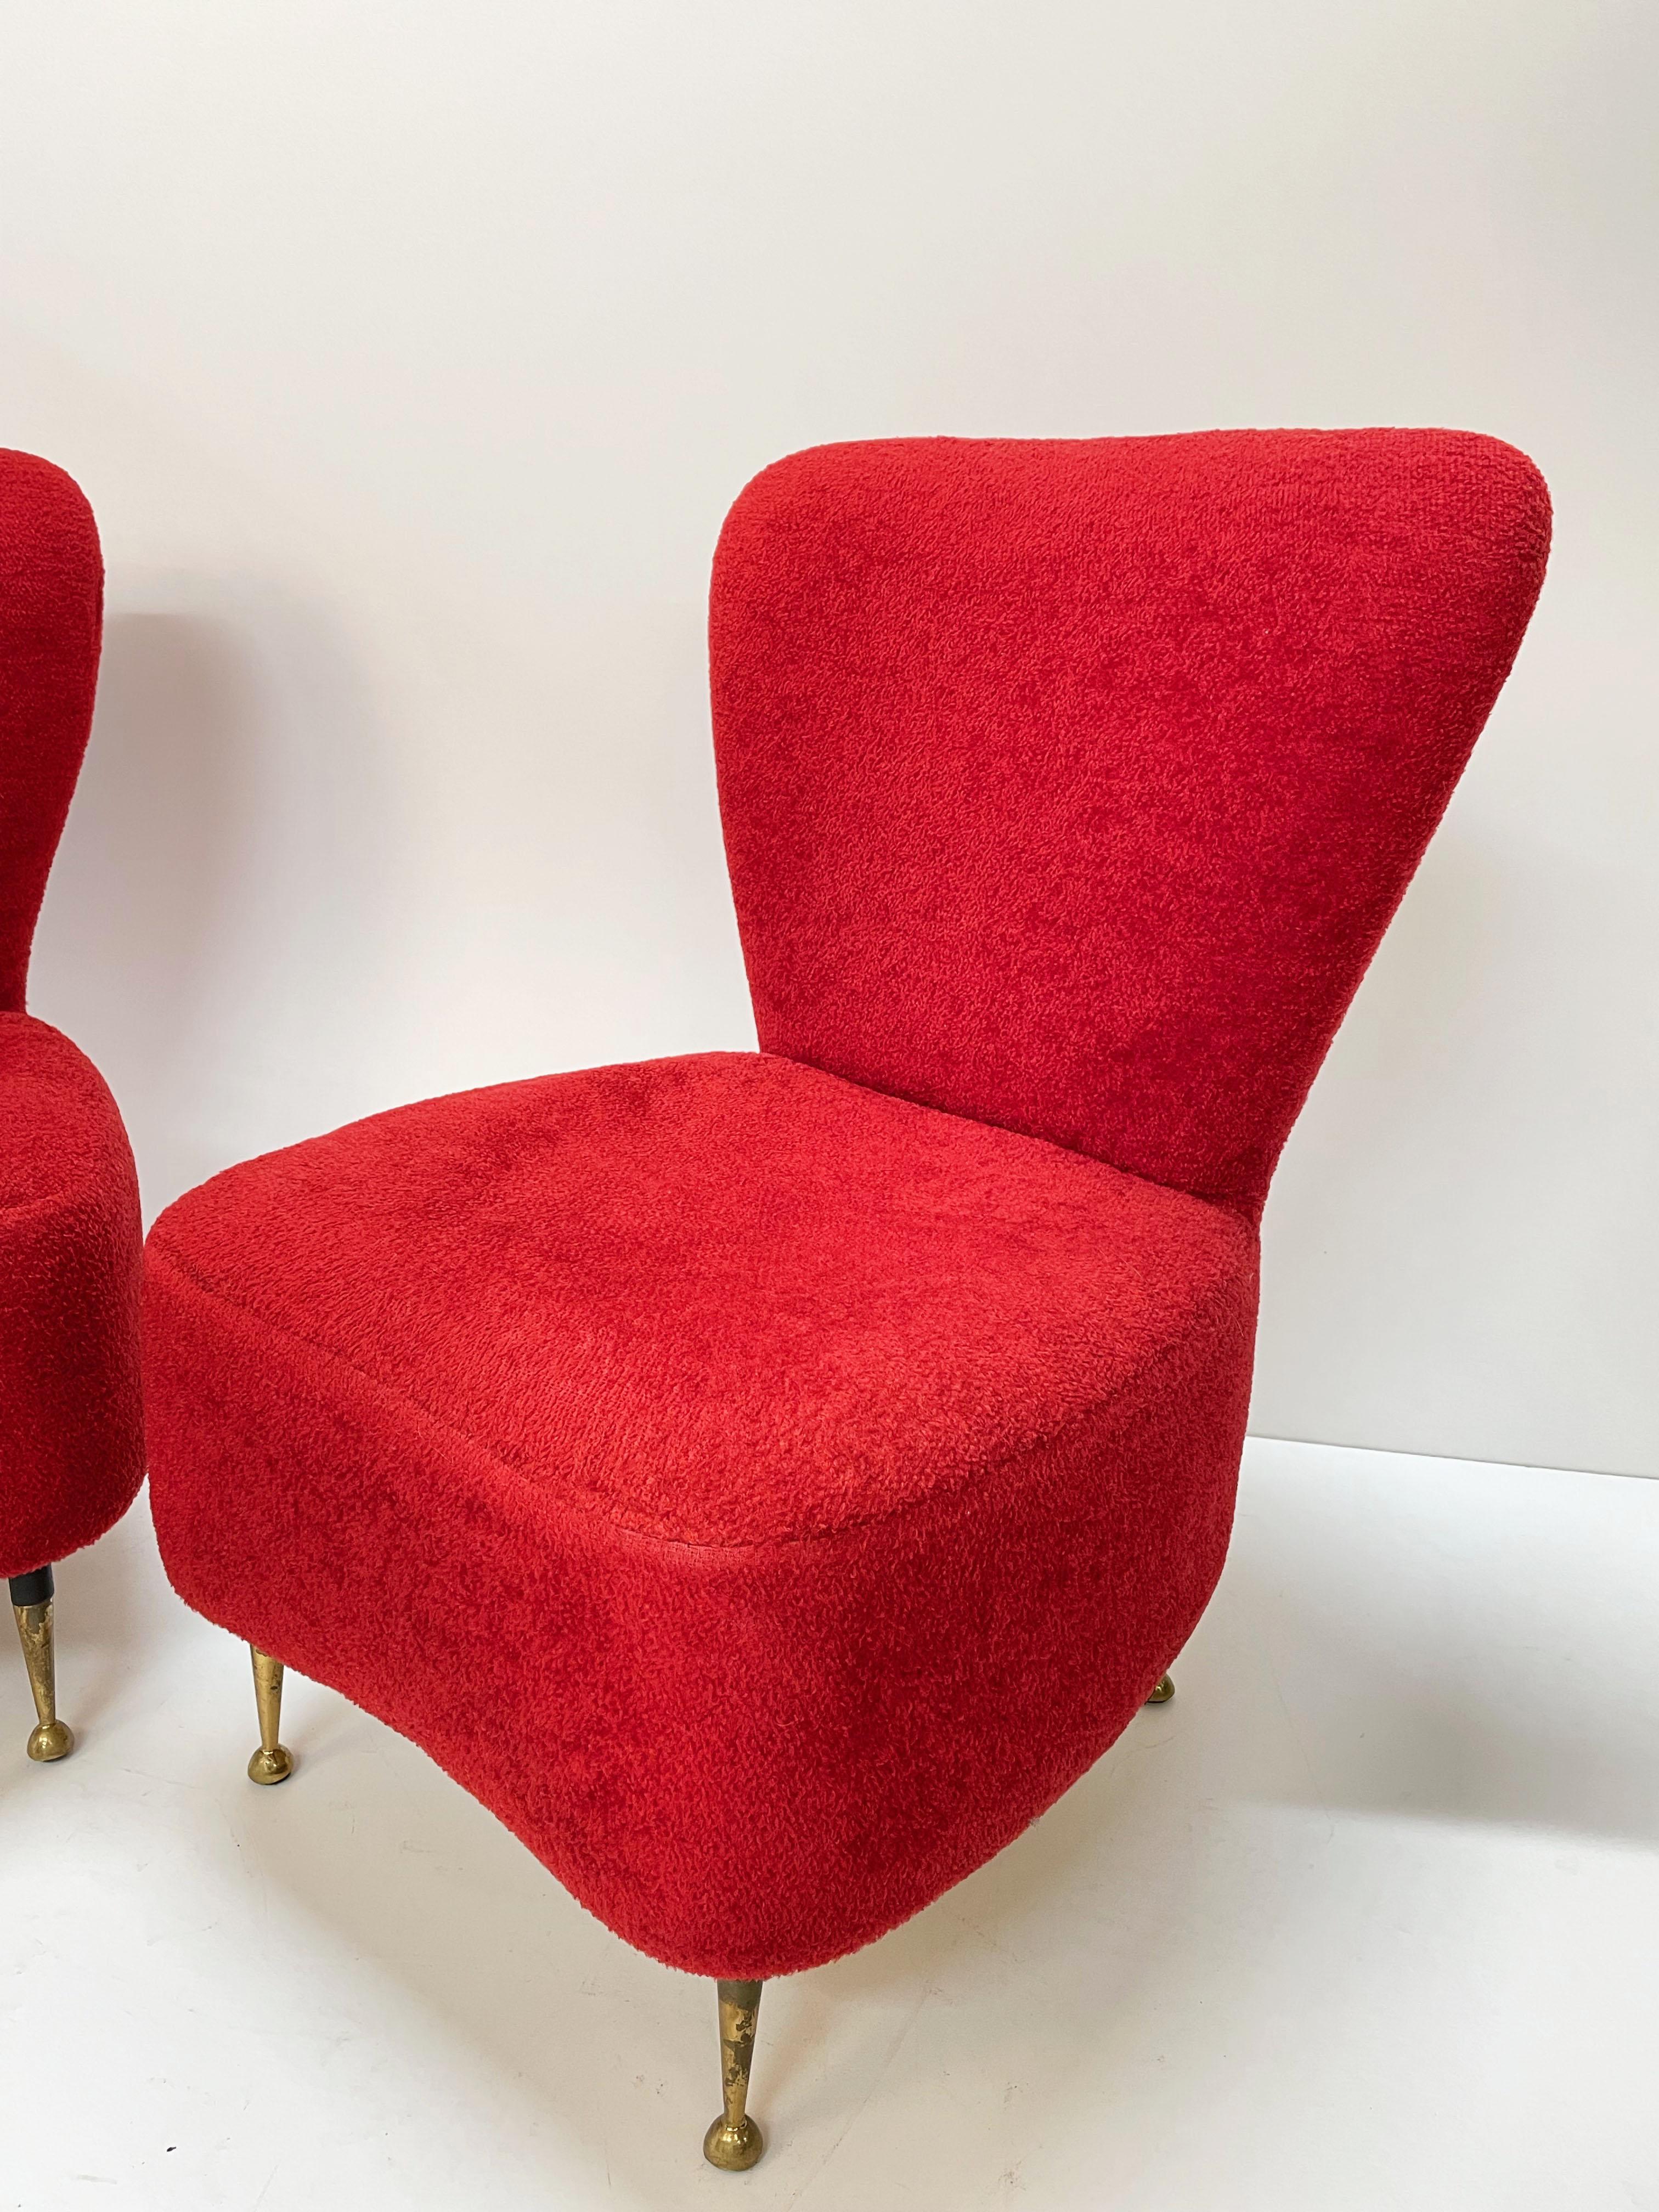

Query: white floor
[[3, 1438, 1656, 2211]]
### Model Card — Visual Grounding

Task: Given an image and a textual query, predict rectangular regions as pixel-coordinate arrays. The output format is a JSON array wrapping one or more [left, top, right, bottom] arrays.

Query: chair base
[[206, 1634, 1194, 2161]]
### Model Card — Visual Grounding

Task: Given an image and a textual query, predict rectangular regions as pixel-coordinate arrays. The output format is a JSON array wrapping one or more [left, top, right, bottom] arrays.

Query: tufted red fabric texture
[[0, 1017, 144, 1577], [143, 428, 1548, 1977], [0, 455, 144, 1579], [0, 451, 105, 1017], [145, 1051, 1256, 1972], [713, 430, 1551, 1217]]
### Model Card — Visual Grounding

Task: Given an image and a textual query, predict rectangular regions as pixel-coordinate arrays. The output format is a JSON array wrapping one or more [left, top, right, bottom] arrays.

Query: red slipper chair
[[2, 451, 145, 1762], [142, 428, 1548, 2166]]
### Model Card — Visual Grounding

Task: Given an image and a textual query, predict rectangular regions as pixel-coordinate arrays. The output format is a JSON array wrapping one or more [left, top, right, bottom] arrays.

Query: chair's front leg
[[9, 1565, 74, 1762], [247, 1645, 295, 1784], [1146, 1672, 1175, 1705], [703, 1978, 765, 2170]]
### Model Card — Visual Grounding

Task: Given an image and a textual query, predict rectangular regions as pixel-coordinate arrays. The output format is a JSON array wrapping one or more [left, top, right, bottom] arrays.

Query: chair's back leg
[[9, 1565, 74, 1762]]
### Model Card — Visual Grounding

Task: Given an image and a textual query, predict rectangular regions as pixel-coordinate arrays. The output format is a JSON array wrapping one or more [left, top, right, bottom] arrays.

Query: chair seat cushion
[[1, 1013, 144, 1577], [144, 1052, 1258, 1974]]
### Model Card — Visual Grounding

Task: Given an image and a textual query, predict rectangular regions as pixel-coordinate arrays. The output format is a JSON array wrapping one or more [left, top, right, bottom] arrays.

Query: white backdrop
[[2, 3, 1652, 1476]]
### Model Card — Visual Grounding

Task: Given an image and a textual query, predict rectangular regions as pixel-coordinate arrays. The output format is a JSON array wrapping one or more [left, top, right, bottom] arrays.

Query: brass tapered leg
[[1146, 1672, 1175, 1705], [247, 1645, 294, 1784], [702, 1979, 765, 2171], [9, 1567, 73, 1762]]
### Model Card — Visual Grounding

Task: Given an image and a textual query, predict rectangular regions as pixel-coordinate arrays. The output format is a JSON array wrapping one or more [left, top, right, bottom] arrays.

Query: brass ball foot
[[1145, 1673, 1175, 1705], [26, 1718, 74, 1762], [703, 2116, 764, 2171], [247, 1743, 294, 1785]]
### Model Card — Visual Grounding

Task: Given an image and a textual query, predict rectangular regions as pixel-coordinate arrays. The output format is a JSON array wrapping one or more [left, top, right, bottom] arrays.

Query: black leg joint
[[8, 1565, 54, 1608]]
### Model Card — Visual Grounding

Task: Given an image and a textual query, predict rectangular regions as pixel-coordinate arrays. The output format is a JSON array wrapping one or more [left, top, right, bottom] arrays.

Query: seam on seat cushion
[[145, 1228, 1254, 1553], [0, 1187, 110, 1226]]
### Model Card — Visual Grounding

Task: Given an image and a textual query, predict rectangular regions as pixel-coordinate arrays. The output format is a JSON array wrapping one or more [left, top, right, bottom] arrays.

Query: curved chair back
[[712, 430, 1549, 1218], [0, 450, 105, 1013]]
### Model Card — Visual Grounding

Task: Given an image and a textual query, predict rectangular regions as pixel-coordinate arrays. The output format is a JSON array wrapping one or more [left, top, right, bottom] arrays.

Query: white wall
[[2, 3, 1654, 1476]]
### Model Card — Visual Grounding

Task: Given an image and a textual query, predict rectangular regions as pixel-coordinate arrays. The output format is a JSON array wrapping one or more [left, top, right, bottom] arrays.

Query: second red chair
[[2, 450, 145, 1765]]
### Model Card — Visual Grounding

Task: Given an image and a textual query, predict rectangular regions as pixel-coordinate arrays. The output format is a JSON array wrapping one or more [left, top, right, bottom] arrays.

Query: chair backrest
[[0, 450, 104, 1014], [710, 428, 1549, 1220]]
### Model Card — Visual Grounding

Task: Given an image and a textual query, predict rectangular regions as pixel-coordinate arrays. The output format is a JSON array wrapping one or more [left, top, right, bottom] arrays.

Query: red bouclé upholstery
[[146, 1054, 1254, 1970], [1, 453, 144, 1581], [714, 431, 1551, 1216], [1, 453, 105, 1017], [1, 1017, 145, 1575], [142, 430, 1549, 1977]]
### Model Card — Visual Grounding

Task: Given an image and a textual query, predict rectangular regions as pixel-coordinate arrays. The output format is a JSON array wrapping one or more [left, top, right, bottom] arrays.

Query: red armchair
[[140, 428, 1548, 2165], [2, 451, 145, 1762]]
